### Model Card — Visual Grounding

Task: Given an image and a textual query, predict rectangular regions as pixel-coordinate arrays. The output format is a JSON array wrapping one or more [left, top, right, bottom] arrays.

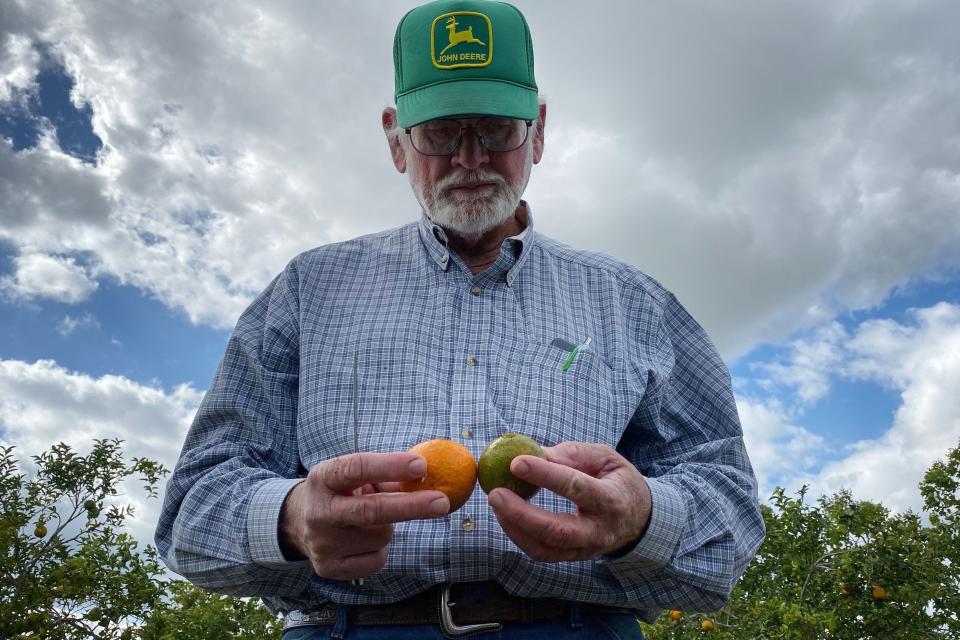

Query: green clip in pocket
[[561, 337, 592, 371]]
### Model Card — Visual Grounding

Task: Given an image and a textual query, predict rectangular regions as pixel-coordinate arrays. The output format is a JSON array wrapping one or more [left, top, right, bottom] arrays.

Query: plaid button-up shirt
[[155, 206, 764, 622]]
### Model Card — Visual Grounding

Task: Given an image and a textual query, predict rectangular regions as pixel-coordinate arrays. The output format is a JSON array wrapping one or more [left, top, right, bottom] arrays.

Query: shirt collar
[[417, 201, 537, 285], [417, 213, 452, 269]]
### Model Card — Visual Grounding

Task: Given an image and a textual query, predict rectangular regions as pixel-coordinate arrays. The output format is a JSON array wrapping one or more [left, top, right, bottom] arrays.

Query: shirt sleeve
[[603, 291, 765, 613], [154, 259, 314, 599]]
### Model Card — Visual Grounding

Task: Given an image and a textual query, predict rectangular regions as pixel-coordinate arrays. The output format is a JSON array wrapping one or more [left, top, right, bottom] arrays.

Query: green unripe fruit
[[478, 433, 545, 500]]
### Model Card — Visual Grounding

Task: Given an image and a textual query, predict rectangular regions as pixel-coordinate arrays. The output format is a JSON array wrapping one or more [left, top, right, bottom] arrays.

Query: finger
[[487, 488, 596, 550], [509, 454, 605, 507], [314, 453, 428, 493], [487, 489, 595, 561], [543, 442, 620, 477], [310, 523, 394, 558], [316, 545, 390, 581], [327, 490, 449, 527]]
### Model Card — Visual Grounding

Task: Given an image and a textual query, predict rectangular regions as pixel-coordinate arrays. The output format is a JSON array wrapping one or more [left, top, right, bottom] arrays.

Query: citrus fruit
[[670, 610, 682, 621], [478, 433, 545, 499], [33, 524, 47, 538], [399, 439, 477, 513], [872, 585, 887, 600], [701, 619, 715, 632]]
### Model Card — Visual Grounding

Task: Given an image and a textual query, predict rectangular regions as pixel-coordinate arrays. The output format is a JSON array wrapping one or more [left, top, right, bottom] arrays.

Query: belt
[[283, 581, 576, 637]]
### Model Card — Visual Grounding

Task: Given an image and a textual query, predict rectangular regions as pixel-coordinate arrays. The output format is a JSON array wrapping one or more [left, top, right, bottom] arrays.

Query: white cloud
[[745, 303, 960, 513], [57, 311, 100, 335], [809, 303, 960, 511], [0, 252, 98, 303], [0, 0, 957, 350], [0, 33, 39, 102], [0, 358, 203, 547], [525, 0, 960, 357], [737, 396, 825, 500], [752, 321, 848, 409]]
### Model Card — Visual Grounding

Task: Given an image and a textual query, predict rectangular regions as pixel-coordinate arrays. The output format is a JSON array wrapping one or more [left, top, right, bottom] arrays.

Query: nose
[[450, 127, 489, 170]]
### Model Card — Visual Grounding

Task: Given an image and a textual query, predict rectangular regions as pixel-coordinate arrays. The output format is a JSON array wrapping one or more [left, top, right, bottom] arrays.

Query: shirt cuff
[[600, 477, 687, 582], [247, 477, 310, 568]]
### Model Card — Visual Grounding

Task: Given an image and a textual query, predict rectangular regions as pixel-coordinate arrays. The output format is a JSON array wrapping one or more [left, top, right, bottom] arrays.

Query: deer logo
[[431, 11, 493, 70], [439, 16, 485, 55]]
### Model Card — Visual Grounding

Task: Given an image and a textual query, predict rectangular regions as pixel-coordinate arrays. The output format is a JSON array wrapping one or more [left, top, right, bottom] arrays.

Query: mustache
[[434, 169, 506, 192]]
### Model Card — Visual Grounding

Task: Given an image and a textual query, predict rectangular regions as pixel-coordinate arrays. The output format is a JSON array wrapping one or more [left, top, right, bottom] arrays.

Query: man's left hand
[[487, 442, 652, 562]]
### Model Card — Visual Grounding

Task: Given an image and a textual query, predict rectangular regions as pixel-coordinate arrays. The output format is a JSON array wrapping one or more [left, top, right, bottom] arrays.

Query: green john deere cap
[[393, 0, 538, 128]]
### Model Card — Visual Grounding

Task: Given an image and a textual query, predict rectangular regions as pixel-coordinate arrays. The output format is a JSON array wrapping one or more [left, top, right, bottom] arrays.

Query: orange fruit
[[399, 439, 477, 513], [872, 585, 887, 600], [670, 610, 682, 621], [701, 619, 715, 632]]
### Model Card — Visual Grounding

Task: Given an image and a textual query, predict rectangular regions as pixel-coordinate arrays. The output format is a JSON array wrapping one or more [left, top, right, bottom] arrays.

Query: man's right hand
[[280, 452, 449, 581]]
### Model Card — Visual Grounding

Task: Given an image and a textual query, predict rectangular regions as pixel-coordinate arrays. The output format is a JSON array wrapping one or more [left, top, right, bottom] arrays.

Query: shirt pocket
[[503, 341, 619, 449], [303, 339, 444, 460]]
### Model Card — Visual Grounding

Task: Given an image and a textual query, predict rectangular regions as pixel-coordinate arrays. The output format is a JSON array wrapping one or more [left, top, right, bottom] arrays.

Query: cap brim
[[397, 79, 538, 128]]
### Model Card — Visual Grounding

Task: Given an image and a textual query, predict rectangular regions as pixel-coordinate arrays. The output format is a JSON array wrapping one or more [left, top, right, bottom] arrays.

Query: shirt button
[[461, 427, 473, 440], [470, 286, 482, 296], [506, 274, 514, 285], [462, 517, 475, 532], [466, 355, 477, 366]]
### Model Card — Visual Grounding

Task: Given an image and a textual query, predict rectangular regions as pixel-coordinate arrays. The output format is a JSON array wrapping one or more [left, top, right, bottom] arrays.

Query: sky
[[1, 0, 959, 551]]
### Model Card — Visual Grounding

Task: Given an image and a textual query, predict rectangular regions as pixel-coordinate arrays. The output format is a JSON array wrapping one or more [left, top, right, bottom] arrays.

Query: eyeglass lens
[[409, 118, 529, 155]]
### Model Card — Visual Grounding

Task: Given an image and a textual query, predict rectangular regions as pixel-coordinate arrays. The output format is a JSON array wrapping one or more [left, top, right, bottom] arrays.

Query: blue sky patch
[[0, 52, 102, 164], [0, 239, 228, 392], [732, 274, 960, 464]]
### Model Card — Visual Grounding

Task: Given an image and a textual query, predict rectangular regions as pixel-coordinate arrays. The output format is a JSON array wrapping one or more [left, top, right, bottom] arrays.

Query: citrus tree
[[0, 439, 281, 639], [8, 436, 959, 639], [1, 439, 169, 639], [641, 442, 960, 639], [139, 580, 282, 639]]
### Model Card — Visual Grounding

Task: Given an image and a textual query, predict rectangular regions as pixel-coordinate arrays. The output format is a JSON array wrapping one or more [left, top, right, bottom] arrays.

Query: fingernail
[[409, 457, 427, 477], [430, 497, 449, 516], [511, 458, 529, 475]]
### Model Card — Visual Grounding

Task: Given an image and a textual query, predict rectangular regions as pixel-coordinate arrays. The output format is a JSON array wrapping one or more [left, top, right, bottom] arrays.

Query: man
[[155, 1, 765, 638]]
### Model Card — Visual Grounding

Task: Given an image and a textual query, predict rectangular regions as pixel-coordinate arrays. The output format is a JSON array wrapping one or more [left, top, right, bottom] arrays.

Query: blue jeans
[[282, 606, 645, 640]]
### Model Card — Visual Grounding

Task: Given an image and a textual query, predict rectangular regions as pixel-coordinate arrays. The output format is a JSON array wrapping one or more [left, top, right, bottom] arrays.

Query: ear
[[382, 107, 407, 173], [532, 102, 546, 165]]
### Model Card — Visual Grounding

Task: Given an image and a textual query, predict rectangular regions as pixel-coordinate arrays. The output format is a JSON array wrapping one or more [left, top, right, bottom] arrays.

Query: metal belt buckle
[[283, 606, 336, 630], [440, 583, 502, 637]]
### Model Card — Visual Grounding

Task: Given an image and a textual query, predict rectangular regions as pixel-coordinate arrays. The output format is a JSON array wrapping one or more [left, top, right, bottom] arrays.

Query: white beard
[[407, 145, 532, 241]]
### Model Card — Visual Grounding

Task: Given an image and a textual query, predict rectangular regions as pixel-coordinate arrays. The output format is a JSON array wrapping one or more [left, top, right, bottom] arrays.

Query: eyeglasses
[[405, 117, 533, 156]]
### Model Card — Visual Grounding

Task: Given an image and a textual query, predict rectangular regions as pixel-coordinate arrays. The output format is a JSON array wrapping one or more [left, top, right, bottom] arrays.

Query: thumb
[[544, 442, 619, 476]]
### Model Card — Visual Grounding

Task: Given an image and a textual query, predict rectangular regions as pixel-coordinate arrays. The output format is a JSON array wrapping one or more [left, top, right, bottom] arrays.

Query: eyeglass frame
[[404, 117, 534, 156]]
